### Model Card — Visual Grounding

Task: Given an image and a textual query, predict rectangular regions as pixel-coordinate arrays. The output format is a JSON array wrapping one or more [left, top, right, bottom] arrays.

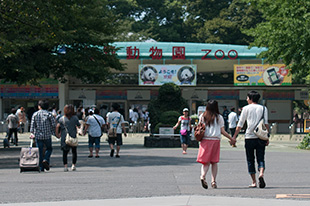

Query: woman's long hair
[[64, 104, 75, 119], [203, 100, 220, 126]]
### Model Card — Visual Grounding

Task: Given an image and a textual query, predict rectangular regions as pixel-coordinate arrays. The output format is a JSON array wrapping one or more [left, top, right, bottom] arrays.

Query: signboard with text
[[139, 65, 197, 86], [234, 64, 291, 86]]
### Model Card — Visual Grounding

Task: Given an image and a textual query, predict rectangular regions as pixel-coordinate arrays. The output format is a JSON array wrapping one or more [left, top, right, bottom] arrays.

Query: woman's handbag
[[65, 133, 78, 147], [62, 117, 78, 147], [180, 129, 187, 136], [254, 106, 270, 141], [194, 122, 206, 141]]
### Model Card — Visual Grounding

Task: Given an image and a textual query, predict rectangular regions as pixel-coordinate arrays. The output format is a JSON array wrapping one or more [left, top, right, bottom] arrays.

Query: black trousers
[[8, 128, 18, 144], [63, 147, 77, 165]]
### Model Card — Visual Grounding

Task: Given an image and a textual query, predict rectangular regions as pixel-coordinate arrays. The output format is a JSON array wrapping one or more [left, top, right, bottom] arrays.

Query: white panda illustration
[[178, 66, 195, 85], [140, 66, 158, 84]]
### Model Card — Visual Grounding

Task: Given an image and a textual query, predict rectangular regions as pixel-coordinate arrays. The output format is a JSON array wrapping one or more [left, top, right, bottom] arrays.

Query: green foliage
[[159, 111, 180, 125], [244, 0, 310, 83], [148, 83, 188, 132], [0, 0, 124, 85], [297, 133, 310, 150], [109, 0, 259, 43], [197, 0, 264, 44]]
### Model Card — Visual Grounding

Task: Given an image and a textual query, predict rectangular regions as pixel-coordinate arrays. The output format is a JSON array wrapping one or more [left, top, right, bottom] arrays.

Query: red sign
[[149, 46, 162, 59], [126, 46, 140, 59], [202, 49, 238, 60], [172, 46, 185, 59]]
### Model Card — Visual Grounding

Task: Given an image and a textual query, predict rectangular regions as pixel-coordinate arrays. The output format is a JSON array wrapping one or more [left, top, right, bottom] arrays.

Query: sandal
[[200, 178, 208, 189], [211, 181, 217, 189], [259, 176, 266, 188]]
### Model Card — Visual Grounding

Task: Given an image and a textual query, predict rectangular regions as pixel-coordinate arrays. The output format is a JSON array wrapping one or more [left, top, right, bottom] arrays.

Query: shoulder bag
[[194, 117, 206, 141], [254, 106, 270, 141], [108, 115, 121, 138], [93, 115, 103, 137], [63, 117, 78, 147]]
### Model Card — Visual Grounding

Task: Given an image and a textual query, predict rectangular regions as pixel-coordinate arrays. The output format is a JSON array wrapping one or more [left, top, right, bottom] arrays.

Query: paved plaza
[[0, 132, 310, 205]]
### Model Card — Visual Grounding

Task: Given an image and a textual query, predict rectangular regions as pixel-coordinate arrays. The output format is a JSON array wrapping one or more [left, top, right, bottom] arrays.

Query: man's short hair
[[38, 100, 49, 110], [247, 91, 260, 103], [94, 108, 100, 114], [112, 103, 120, 111], [231, 107, 235, 112]]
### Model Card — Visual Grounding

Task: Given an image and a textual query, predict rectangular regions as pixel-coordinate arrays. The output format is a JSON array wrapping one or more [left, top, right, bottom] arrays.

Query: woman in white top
[[196, 100, 235, 189]]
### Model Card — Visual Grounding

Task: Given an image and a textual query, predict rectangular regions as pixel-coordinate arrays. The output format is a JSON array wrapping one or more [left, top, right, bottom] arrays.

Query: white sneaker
[[71, 165, 76, 171], [64, 167, 68, 172]]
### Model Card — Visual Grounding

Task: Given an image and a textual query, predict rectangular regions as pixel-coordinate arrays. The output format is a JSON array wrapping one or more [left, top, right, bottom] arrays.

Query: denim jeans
[[180, 131, 190, 145], [245, 138, 266, 174], [36, 138, 53, 171]]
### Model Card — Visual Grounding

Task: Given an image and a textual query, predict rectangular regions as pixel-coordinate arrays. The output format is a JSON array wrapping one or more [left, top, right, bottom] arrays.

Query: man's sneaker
[[71, 165, 76, 171], [110, 149, 114, 157], [42, 160, 50, 171]]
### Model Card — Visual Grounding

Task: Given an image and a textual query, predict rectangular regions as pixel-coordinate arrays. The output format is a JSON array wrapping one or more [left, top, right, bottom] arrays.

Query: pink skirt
[[196, 139, 220, 165]]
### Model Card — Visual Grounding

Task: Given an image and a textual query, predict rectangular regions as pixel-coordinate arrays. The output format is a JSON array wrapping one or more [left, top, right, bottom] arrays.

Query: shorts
[[108, 134, 123, 146], [180, 131, 190, 145], [88, 135, 101, 149]]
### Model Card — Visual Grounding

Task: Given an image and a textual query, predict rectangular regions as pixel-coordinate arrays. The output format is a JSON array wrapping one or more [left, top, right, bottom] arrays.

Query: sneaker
[[42, 160, 50, 171], [115, 155, 120, 158], [110, 149, 114, 157], [64, 167, 68, 172], [71, 165, 76, 171]]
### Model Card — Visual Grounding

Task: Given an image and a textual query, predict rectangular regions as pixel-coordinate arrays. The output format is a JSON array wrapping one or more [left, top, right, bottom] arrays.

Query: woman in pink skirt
[[196, 100, 235, 189]]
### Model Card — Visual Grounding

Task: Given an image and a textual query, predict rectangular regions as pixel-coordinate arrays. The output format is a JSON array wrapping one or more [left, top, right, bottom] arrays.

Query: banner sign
[[234, 64, 291, 86], [139, 65, 197, 86], [0, 79, 58, 98]]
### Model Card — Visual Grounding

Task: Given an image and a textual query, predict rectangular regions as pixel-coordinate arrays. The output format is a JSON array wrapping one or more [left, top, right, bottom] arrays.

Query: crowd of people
[[5, 100, 128, 172], [5, 90, 270, 190]]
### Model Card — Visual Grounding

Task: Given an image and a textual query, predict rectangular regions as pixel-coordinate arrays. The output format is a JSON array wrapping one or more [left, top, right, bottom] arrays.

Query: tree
[[244, 0, 310, 83], [0, 0, 124, 85], [196, 0, 264, 44], [148, 83, 188, 132]]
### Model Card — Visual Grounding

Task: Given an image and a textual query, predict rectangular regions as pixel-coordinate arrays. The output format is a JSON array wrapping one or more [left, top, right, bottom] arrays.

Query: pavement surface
[[0, 132, 310, 205]]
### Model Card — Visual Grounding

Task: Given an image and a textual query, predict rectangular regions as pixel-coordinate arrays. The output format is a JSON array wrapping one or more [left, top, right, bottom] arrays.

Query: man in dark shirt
[[222, 106, 230, 133]]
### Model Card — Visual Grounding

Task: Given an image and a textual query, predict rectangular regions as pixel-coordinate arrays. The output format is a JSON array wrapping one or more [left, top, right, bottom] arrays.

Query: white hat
[[183, 108, 189, 112]]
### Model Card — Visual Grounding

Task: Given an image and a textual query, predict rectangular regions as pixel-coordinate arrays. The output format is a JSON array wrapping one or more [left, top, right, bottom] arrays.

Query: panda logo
[[140, 66, 158, 84], [177, 66, 195, 85]]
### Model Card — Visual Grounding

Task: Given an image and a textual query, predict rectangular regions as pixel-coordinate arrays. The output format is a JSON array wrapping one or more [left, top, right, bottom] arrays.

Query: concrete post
[[58, 81, 68, 112]]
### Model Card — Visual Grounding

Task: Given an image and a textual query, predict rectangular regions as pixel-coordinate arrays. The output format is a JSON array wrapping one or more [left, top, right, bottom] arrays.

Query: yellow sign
[[234, 64, 292, 86]]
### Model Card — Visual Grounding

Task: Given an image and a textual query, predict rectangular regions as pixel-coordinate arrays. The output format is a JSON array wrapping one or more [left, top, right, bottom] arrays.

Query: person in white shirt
[[83, 108, 105, 158], [107, 103, 127, 158], [196, 100, 235, 189], [228, 107, 238, 147], [232, 91, 269, 189]]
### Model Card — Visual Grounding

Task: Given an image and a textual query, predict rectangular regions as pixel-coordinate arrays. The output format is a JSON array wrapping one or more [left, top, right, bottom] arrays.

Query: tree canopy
[[244, 0, 310, 83], [110, 0, 263, 43], [0, 0, 124, 85]]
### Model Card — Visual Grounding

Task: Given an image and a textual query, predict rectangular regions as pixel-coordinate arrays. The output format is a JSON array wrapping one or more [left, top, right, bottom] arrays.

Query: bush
[[148, 83, 188, 132], [297, 133, 310, 150], [159, 111, 180, 125]]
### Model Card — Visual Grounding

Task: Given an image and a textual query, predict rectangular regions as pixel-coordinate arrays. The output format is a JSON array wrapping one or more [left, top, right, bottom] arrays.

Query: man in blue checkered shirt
[[30, 100, 56, 172]]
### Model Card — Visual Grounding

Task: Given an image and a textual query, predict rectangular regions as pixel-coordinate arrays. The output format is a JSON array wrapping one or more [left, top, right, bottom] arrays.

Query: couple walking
[[197, 91, 269, 189]]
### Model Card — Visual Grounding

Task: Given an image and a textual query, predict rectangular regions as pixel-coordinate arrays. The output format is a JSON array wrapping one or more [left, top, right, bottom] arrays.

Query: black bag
[[3, 138, 9, 148]]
